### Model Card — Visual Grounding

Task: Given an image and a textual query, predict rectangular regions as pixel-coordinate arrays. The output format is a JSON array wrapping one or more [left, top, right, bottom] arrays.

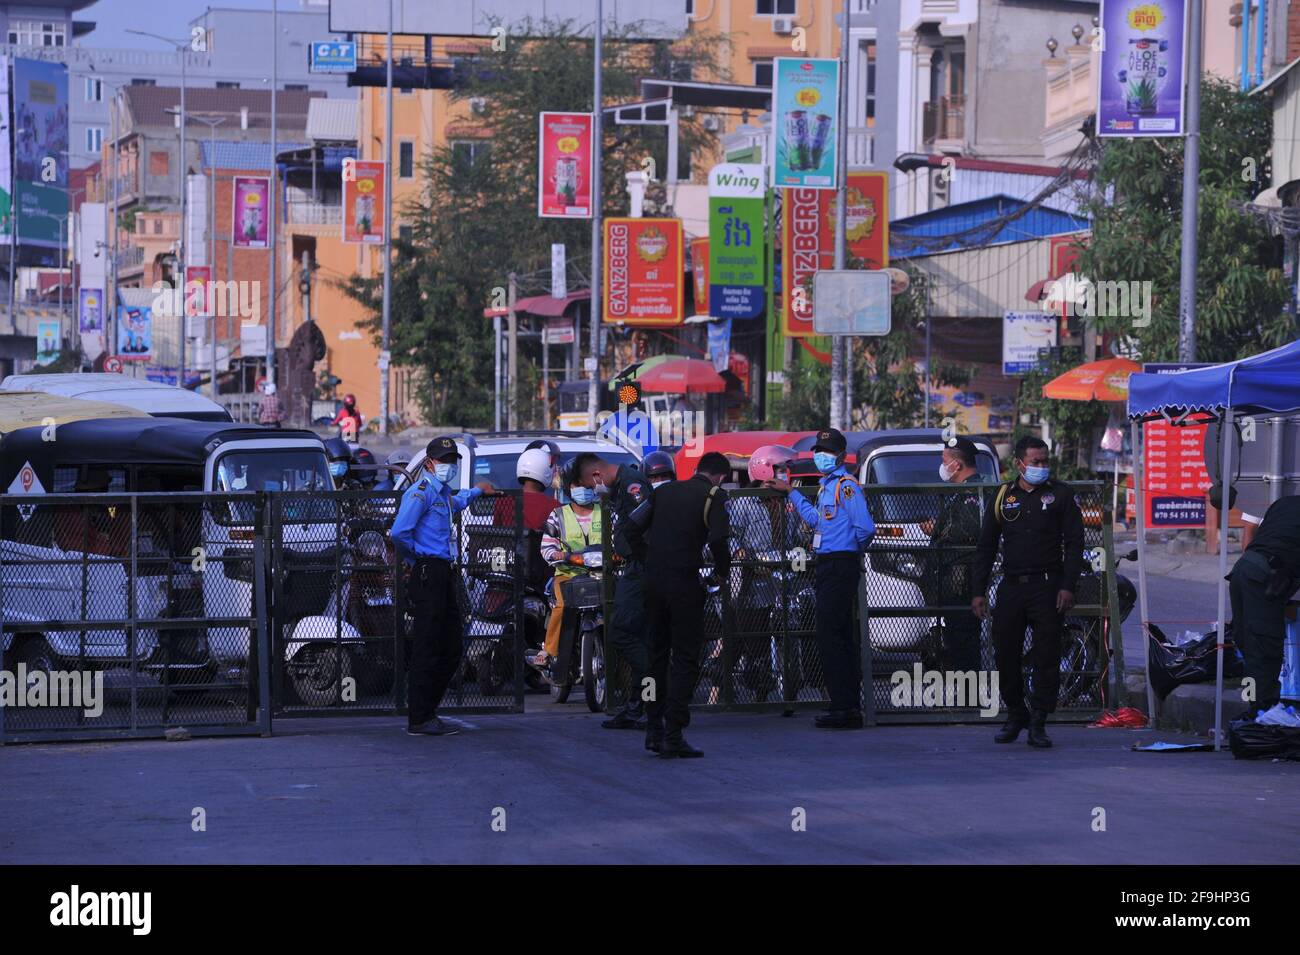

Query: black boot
[[1027, 710, 1052, 749], [814, 709, 864, 729], [994, 709, 1029, 744], [658, 728, 704, 759], [644, 715, 665, 754], [602, 701, 647, 730]]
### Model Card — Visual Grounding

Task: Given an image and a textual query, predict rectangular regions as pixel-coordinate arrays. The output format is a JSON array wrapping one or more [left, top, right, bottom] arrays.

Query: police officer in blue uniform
[[766, 428, 875, 728], [392, 436, 498, 736]]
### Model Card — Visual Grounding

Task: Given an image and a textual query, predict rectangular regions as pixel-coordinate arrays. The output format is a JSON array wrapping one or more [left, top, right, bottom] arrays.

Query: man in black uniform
[[923, 436, 986, 673], [971, 436, 1084, 748], [1229, 494, 1300, 715], [642, 451, 732, 758], [575, 453, 653, 728]]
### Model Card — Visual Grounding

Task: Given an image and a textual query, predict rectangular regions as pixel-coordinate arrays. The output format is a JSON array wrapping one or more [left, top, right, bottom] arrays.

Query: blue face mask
[[329, 461, 348, 479], [433, 462, 458, 485], [569, 486, 595, 506], [813, 452, 838, 475], [1023, 464, 1051, 485]]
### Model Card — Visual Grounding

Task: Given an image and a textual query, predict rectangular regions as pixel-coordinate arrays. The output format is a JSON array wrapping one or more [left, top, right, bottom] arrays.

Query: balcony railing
[[285, 201, 342, 225], [115, 245, 145, 271], [847, 127, 875, 167], [923, 94, 965, 144]]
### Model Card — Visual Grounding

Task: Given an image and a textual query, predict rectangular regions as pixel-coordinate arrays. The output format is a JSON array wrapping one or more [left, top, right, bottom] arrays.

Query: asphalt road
[[2, 702, 1294, 865]]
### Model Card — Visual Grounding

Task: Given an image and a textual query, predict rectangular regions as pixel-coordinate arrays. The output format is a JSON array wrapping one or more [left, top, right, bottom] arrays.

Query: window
[[398, 224, 413, 243], [85, 127, 103, 153], [756, 0, 796, 14], [451, 140, 490, 169], [283, 83, 308, 91], [398, 141, 414, 178], [149, 151, 170, 176], [85, 78, 103, 103], [216, 81, 240, 90], [8, 19, 67, 47], [131, 78, 157, 87], [686, 0, 695, 15], [753, 60, 773, 88], [863, 41, 876, 128]]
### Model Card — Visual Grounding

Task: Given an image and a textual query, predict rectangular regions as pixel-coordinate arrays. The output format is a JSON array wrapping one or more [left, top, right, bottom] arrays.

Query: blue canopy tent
[[1126, 340, 1300, 747]]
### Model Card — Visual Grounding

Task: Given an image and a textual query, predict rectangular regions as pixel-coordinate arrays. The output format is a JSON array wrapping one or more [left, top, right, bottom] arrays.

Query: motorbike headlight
[[356, 530, 386, 561]]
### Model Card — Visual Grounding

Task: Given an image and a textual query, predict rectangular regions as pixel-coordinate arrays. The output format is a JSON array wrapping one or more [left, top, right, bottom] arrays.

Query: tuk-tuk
[[0, 417, 332, 679], [1, 372, 233, 422], [0, 391, 150, 436]]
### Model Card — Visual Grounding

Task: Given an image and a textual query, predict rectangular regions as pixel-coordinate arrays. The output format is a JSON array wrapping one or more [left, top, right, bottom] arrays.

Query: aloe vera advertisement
[[1097, 0, 1187, 138]]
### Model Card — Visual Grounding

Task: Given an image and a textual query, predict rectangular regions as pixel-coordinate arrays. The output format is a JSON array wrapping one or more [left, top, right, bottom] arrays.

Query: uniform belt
[[413, 555, 452, 565], [817, 551, 861, 560], [1005, 571, 1057, 583]]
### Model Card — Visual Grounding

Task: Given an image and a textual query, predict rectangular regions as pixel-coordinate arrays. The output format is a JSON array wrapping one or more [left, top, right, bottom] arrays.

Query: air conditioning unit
[[703, 115, 721, 131], [772, 16, 795, 35], [470, 97, 487, 116]]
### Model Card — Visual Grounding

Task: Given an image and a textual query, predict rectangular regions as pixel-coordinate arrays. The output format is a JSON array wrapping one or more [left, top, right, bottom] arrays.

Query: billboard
[[78, 288, 103, 332], [603, 217, 684, 327], [538, 113, 594, 219], [309, 40, 356, 73], [342, 160, 385, 244], [116, 304, 153, 361], [1002, 311, 1057, 374], [1097, 0, 1187, 138], [232, 176, 270, 248], [772, 58, 840, 189], [35, 320, 60, 364], [779, 172, 890, 337], [9, 57, 69, 249], [1142, 414, 1211, 527], [707, 163, 765, 320], [327, 0, 686, 39]]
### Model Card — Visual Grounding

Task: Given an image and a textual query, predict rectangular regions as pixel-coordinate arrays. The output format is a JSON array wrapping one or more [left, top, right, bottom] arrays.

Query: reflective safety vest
[[555, 502, 603, 580]]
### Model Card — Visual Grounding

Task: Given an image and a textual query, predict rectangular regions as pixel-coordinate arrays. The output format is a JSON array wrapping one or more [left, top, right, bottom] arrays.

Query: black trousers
[[815, 555, 862, 712], [939, 565, 982, 673], [1230, 550, 1288, 710], [406, 557, 463, 725], [608, 562, 650, 707], [644, 567, 707, 732], [991, 576, 1063, 715]]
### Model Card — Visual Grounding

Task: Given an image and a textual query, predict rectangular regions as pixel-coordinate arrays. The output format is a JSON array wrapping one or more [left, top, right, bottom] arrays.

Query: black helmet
[[643, 450, 675, 481], [324, 437, 352, 481], [352, 447, 378, 486]]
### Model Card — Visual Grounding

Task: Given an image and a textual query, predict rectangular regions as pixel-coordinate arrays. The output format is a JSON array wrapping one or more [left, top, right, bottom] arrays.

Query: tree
[[341, 19, 729, 426], [1078, 76, 1290, 363]]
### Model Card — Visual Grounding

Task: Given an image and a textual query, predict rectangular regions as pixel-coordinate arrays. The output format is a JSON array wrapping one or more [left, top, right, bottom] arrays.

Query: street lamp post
[[174, 111, 225, 400], [129, 29, 189, 388]]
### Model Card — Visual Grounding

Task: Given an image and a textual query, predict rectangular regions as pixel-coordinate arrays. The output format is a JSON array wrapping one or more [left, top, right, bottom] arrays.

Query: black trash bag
[[1228, 718, 1300, 761], [1148, 624, 1244, 700]]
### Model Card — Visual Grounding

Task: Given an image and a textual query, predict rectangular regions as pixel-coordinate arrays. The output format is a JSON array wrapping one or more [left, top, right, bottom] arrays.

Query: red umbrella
[[636, 358, 727, 394]]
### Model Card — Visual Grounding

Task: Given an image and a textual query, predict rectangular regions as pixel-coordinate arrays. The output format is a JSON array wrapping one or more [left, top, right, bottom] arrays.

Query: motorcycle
[[527, 544, 606, 712], [473, 572, 550, 696], [1055, 547, 1138, 707]]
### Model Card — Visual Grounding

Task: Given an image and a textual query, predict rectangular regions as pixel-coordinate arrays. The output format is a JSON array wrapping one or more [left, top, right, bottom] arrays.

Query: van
[[0, 417, 332, 681], [1, 373, 234, 422]]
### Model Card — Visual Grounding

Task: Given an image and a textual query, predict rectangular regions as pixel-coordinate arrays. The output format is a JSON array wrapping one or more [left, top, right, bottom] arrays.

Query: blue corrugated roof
[[890, 195, 1090, 257], [200, 141, 309, 172]]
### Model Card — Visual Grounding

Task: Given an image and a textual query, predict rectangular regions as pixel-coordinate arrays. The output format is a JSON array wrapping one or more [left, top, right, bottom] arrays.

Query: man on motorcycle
[[333, 393, 364, 442], [533, 463, 603, 669], [511, 446, 561, 592]]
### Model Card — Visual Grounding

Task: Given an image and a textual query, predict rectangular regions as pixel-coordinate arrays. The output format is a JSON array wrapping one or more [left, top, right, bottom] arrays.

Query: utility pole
[[379, 0, 394, 435], [829, 0, 851, 429], [267, 0, 279, 391], [6, 57, 16, 336], [1178, 0, 1203, 364], [507, 272, 518, 430], [191, 115, 225, 400], [301, 248, 312, 424], [587, 0, 604, 431]]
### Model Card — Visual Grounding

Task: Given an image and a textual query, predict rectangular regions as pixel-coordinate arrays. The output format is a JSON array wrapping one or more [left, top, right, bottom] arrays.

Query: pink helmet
[[747, 445, 797, 483]]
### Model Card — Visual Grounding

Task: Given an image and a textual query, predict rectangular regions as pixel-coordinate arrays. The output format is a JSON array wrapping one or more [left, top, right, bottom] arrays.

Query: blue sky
[[80, 0, 279, 49]]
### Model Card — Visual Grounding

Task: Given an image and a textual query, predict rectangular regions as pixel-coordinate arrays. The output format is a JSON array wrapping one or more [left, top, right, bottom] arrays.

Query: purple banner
[[1097, 0, 1187, 138], [78, 287, 103, 332], [232, 176, 270, 248]]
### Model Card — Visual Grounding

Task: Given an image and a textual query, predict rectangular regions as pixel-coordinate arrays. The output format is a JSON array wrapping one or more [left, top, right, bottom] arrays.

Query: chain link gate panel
[[603, 482, 1116, 722], [1, 492, 271, 743]]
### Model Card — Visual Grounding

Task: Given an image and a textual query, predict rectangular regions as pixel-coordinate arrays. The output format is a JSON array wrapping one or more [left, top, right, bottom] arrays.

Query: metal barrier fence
[[605, 481, 1118, 722], [0, 492, 270, 743]]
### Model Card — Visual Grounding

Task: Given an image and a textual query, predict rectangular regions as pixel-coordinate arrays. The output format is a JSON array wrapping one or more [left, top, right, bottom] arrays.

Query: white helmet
[[516, 447, 555, 487]]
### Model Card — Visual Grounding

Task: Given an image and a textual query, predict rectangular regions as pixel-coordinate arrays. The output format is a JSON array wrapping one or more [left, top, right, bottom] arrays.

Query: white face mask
[[939, 460, 956, 483], [650, 479, 670, 489]]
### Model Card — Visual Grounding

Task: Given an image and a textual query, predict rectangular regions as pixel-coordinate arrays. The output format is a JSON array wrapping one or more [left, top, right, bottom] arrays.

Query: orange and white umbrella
[[1042, 357, 1141, 402]]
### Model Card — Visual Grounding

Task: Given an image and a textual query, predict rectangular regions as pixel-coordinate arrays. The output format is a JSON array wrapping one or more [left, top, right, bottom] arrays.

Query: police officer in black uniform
[[971, 436, 1084, 749], [573, 453, 653, 728], [642, 451, 732, 758], [924, 436, 986, 673]]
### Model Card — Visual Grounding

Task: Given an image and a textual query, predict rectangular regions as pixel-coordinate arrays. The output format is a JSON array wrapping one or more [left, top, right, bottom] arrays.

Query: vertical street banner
[[232, 176, 270, 248], [342, 159, 385, 244], [116, 304, 153, 360], [707, 163, 766, 320], [1097, 0, 1187, 137], [603, 217, 684, 326], [185, 266, 211, 317], [11, 57, 69, 248], [772, 58, 839, 189], [538, 112, 594, 219], [1142, 414, 1211, 527], [35, 320, 60, 364], [78, 288, 103, 332], [780, 171, 889, 337], [707, 318, 731, 373], [690, 236, 709, 313]]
